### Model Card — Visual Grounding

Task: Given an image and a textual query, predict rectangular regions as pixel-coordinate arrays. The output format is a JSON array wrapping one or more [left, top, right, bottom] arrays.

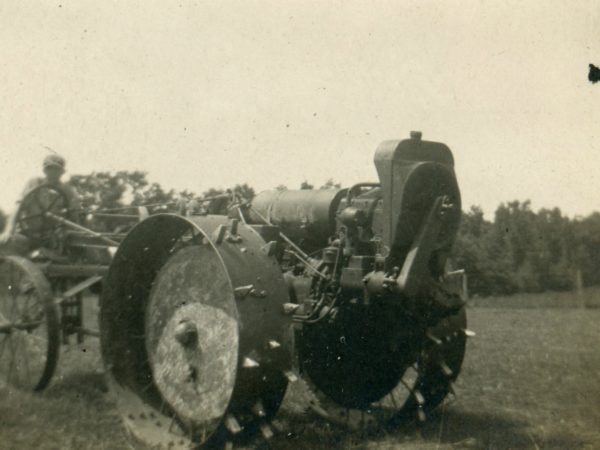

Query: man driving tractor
[[0, 154, 80, 255]]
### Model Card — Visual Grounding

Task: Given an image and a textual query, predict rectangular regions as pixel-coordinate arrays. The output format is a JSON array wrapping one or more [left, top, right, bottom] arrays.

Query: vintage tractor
[[100, 131, 472, 449]]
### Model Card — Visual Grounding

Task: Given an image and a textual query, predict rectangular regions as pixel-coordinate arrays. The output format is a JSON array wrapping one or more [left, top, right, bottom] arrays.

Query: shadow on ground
[[45, 371, 585, 450], [262, 404, 585, 450], [43, 371, 108, 400]]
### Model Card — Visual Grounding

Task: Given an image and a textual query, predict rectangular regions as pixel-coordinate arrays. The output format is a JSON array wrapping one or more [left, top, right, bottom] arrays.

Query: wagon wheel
[[0, 255, 60, 391], [16, 184, 71, 246], [296, 305, 468, 430]]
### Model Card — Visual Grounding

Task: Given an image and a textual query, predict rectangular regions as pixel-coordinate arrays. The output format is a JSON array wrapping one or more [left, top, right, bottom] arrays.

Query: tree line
[[452, 201, 600, 297], [0, 172, 597, 297]]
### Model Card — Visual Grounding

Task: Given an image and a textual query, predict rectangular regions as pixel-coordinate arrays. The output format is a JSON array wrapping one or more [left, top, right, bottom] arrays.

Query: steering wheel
[[16, 184, 71, 245]]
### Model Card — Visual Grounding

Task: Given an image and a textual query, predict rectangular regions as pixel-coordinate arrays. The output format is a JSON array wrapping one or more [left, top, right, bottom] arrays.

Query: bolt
[[174, 320, 199, 349]]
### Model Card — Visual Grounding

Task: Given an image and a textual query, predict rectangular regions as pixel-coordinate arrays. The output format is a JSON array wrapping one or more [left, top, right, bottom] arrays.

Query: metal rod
[[45, 264, 109, 278], [59, 275, 103, 300], [284, 250, 328, 280], [0, 321, 44, 333], [45, 212, 120, 246], [237, 206, 247, 224], [250, 206, 329, 280], [249, 207, 310, 260], [345, 182, 380, 203], [89, 202, 177, 214], [89, 213, 140, 219], [65, 231, 127, 239], [87, 193, 231, 214], [77, 327, 100, 337], [64, 243, 116, 249]]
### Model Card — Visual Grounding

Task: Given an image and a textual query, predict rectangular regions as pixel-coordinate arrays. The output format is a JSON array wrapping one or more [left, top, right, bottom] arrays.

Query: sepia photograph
[[0, 1, 598, 449]]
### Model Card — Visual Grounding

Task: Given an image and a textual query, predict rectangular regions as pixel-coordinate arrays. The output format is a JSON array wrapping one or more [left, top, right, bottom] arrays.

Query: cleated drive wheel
[[0, 255, 60, 391], [296, 304, 467, 430], [100, 214, 292, 449]]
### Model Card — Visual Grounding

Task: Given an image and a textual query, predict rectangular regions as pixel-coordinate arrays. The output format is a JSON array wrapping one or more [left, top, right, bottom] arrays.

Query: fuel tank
[[248, 188, 347, 249]]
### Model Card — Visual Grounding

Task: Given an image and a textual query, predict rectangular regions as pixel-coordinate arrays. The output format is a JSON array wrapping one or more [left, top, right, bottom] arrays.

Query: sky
[[0, 0, 598, 219]]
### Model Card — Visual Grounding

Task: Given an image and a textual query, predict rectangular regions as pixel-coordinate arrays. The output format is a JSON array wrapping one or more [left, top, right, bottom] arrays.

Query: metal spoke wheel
[[101, 215, 293, 449], [16, 184, 71, 246], [297, 305, 467, 430], [0, 256, 60, 391]]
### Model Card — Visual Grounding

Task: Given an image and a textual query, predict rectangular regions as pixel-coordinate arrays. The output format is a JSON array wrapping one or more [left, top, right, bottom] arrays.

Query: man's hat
[[43, 154, 66, 170]]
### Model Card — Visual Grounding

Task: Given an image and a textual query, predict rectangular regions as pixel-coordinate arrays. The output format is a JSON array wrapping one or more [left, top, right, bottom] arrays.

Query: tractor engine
[[246, 131, 467, 419], [100, 131, 471, 448]]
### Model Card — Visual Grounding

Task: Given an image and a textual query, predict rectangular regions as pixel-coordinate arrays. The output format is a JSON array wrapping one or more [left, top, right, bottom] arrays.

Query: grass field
[[1, 290, 600, 450]]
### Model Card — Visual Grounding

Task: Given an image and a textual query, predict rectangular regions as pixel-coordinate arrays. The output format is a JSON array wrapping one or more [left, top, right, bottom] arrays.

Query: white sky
[[0, 0, 598, 218]]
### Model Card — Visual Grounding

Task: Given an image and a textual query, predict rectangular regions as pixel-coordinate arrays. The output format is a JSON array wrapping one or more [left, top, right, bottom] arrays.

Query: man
[[0, 154, 80, 253]]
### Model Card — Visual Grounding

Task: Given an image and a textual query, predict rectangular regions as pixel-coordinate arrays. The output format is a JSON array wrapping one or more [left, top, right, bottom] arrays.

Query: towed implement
[[100, 131, 472, 448], [0, 184, 150, 390]]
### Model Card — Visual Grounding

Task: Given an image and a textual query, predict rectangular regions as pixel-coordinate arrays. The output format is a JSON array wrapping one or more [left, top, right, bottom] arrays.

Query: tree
[[69, 171, 177, 211], [232, 183, 255, 202], [452, 201, 593, 297], [573, 212, 600, 286], [452, 206, 516, 296], [200, 183, 257, 215], [202, 183, 255, 203], [300, 181, 313, 190], [320, 179, 341, 189], [0, 208, 6, 233], [178, 189, 197, 202], [534, 208, 574, 291], [131, 182, 176, 208], [460, 206, 487, 238], [490, 201, 545, 292]]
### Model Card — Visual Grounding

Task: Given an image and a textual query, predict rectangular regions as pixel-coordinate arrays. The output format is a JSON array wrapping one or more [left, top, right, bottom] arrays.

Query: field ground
[[1, 291, 600, 449]]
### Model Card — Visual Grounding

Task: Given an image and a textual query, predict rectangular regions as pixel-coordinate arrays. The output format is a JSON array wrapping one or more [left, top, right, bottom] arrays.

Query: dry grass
[[1, 290, 600, 449]]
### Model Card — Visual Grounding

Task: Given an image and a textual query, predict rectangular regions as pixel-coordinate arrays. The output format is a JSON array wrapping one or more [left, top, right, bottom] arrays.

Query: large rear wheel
[[100, 215, 293, 449], [297, 305, 468, 430]]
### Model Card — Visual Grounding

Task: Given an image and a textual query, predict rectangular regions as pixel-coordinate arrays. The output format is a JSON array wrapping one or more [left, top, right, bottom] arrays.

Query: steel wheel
[[101, 214, 292, 449], [16, 184, 70, 246], [297, 306, 467, 430], [0, 255, 60, 391]]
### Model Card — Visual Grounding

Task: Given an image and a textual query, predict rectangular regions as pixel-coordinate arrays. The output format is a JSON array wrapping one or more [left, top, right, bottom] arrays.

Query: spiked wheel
[[0, 255, 60, 391], [100, 214, 292, 449], [16, 184, 71, 247], [297, 305, 467, 429]]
